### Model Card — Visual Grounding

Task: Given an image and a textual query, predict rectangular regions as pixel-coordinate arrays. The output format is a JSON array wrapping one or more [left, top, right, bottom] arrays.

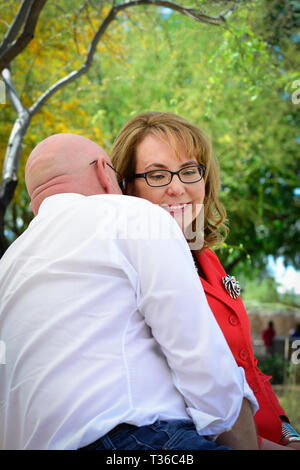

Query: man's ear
[[95, 158, 111, 194]]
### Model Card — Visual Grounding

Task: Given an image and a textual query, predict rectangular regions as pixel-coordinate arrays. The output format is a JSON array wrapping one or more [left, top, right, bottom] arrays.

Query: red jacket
[[195, 249, 288, 444]]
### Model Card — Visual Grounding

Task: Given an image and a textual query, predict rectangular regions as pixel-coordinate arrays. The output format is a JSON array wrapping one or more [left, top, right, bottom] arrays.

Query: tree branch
[[114, 0, 227, 26], [1, 68, 29, 116], [29, 0, 233, 115], [1, 69, 31, 182], [0, 0, 35, 54], [0, 0, 48, 73], [197, 0, 252, 20]]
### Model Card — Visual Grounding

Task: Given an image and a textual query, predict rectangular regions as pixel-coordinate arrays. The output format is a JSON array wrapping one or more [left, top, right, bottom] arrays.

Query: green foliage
[[241, 274, 300, 309], [258, 355, 300, 387], [241, 275, 280, 303], [262, 0, 300, 47], [96, 5, 300, 273], [280, 290, 300, 309], [259, 353, 285, 384]]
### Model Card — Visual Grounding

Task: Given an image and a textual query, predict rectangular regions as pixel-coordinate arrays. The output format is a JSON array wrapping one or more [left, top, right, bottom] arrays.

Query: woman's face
[[129, 133, 205, 232]]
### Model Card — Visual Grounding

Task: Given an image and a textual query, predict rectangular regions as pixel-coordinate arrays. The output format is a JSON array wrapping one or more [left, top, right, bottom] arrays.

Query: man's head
[[25, 133, 122, 215]]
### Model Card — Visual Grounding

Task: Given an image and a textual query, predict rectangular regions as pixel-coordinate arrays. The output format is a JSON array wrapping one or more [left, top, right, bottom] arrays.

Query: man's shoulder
[[41, 193, 166, 217], [90, 194, 172, 219], [90, 194, 160, 209]]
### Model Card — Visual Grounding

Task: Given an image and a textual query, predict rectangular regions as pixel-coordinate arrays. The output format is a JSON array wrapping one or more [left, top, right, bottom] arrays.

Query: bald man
[[0, 134, 259, 450], [25, 133, 122, 214]]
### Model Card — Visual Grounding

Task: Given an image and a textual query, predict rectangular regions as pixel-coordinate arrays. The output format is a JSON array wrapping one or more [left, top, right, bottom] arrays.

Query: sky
[[268, 256, 300, 295]]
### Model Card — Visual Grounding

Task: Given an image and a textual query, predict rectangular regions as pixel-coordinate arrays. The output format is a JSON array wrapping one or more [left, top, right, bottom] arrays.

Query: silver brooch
[[222, 275, 241, 299]]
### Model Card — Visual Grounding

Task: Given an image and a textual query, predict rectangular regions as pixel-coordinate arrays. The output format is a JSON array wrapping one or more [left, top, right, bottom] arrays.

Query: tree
[[1, 0, 298, 276], [216, 0, 300, 273], [79, 3, 299, 273], [0, 0, 241, 257], [0, 0, 48, 74]]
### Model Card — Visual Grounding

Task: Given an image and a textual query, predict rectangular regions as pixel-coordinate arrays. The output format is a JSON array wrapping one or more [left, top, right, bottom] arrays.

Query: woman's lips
[[162, 203, 192, 213]]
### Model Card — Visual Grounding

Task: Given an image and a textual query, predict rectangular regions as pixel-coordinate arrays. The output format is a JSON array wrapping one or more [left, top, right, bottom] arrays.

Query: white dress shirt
[[0, 193, 258, 449]]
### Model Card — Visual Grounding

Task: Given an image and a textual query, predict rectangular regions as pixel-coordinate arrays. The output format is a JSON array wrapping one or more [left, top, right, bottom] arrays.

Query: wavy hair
[[111, 112, 228, 252]]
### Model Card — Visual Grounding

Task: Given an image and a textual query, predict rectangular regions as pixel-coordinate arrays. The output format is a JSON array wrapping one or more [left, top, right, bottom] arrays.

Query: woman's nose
[[165, 175, 186, 196]]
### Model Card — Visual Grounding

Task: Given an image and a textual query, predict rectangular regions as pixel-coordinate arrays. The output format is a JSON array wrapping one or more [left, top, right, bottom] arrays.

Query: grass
[[274, 384, 300, 433]]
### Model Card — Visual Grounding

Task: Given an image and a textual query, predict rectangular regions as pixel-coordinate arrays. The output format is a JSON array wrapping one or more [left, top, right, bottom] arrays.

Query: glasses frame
[[133, 164, 206, 188]]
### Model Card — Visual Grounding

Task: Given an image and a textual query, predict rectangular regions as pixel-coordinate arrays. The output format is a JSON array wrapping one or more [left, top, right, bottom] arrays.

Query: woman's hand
[[260, 438, 294, 450], [286, 441, 300, 450]]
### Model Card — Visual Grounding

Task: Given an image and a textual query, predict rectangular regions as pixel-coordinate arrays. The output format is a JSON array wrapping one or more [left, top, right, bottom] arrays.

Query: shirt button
[[239, 349, 248, 361], [228, 314, 239, 326]]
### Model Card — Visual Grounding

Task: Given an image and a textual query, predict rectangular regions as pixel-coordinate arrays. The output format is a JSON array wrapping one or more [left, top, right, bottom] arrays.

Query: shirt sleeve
[[120, 200, 259, 438]]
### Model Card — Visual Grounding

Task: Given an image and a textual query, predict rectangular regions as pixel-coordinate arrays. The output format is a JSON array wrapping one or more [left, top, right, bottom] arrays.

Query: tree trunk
[[0, 106, 31, 257]]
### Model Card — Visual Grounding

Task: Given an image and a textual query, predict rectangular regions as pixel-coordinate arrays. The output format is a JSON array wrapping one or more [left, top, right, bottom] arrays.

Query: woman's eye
[[182, 168, 197, 175], [149, 173, 167, 180]]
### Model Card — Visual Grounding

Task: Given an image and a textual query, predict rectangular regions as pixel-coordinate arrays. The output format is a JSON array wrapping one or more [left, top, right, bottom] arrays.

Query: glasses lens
[[179, 166, 203, 183], [146, 170, 171, 187]]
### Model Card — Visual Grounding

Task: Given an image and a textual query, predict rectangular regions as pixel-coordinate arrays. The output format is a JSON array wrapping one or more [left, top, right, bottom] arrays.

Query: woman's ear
[[125, 181, 135, 196]]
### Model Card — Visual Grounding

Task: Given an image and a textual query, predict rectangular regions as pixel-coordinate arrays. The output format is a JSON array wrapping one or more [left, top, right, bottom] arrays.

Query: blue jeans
[[79, 420, 230, 450]]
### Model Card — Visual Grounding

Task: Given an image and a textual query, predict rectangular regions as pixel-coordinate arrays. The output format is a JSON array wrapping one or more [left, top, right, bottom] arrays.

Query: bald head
[[25, 133, 122, 215]]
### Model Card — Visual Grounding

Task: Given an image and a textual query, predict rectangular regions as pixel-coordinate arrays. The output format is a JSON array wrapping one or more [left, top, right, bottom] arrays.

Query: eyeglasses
[[133, 164, 206, 187], [89, 159, 126, 191]]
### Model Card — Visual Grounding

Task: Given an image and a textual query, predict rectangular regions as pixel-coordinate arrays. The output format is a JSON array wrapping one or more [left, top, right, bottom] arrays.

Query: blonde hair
[[111, 112, 228, 252]]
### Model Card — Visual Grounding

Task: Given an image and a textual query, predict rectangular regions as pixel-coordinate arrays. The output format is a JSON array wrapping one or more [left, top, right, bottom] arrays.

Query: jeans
[[79, 419, 230, 450]]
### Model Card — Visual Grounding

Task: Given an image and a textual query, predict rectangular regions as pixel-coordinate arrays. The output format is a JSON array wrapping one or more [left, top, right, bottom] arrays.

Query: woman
[[111, 111, 300, 450]]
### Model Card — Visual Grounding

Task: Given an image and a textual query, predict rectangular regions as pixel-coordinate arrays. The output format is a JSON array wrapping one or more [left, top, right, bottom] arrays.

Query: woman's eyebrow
[[144, 160, 197, 171]]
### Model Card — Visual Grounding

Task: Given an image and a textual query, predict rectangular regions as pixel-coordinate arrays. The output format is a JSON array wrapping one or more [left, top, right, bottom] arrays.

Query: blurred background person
[[262, 321, 276, 357]]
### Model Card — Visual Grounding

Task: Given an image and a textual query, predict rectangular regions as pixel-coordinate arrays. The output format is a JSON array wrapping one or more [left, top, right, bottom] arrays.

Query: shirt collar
[[38, 193, 85, 214]]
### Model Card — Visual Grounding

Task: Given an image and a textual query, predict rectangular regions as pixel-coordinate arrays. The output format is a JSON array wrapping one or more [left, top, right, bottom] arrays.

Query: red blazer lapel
[[195, 249, 243, 312]]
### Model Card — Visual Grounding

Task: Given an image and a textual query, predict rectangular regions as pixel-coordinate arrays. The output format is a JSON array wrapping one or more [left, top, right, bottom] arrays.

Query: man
[[0, 134, 259, 450]]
